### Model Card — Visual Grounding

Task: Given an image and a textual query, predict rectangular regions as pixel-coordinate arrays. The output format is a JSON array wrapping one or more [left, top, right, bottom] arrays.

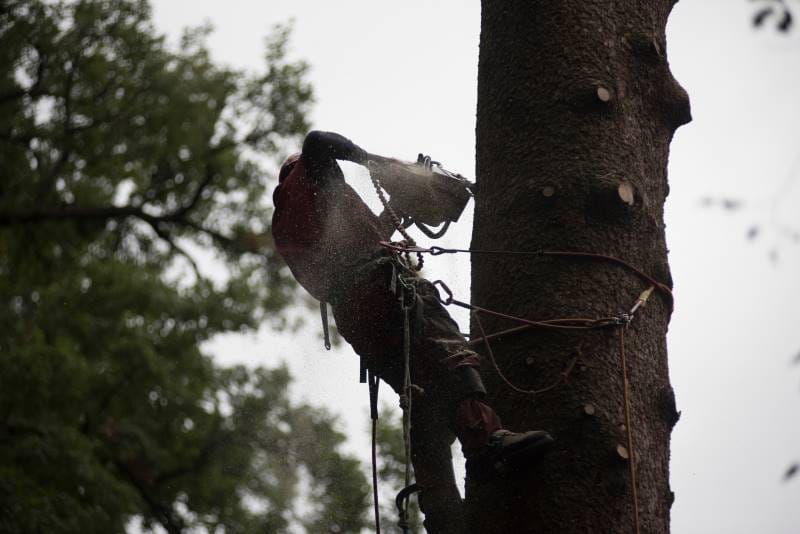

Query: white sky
[[151, 1, 800, 532]]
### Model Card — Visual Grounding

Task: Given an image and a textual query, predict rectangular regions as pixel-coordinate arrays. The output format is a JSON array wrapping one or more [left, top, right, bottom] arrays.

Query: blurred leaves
[[0, 1, 369, 532], [784, 463, 799, 481], [699, 196, 743, 211], [699, 194, 800, 261], [751, 0, 794, 32]]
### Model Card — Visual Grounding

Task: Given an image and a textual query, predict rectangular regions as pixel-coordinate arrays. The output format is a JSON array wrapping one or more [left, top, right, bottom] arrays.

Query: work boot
[[465, 429, 554, 481]]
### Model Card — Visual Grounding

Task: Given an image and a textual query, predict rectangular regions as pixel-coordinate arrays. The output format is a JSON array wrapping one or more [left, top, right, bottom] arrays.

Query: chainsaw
[[366, 153, 475, 239]]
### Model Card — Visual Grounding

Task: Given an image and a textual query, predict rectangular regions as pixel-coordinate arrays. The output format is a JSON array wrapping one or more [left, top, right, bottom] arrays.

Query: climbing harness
[[380, 240, 671, 534], [349, 236, 668, 534], [359, 258, 423, 533]]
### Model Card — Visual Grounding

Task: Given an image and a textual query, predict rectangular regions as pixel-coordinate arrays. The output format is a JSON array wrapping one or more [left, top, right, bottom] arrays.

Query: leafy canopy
[[0, 1, 369, 532]]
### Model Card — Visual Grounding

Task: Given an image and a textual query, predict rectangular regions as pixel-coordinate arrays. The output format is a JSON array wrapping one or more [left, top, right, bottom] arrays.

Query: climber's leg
[[410, 393, 466, 534]]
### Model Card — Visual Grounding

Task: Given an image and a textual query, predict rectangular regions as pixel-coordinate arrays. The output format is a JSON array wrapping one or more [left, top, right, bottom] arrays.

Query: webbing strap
[[319, 301, 331, 350], [367, 370, 381, 533]]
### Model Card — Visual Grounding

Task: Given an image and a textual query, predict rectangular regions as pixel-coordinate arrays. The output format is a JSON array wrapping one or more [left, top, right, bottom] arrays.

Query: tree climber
[[271, 131, 554, 531]]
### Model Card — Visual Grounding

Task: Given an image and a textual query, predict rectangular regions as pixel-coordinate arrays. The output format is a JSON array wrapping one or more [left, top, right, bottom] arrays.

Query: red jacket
[[271, 133, 387, 302]]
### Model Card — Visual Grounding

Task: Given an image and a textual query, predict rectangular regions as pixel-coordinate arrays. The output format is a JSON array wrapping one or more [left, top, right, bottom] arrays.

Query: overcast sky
[[150, 2, 800, 532]]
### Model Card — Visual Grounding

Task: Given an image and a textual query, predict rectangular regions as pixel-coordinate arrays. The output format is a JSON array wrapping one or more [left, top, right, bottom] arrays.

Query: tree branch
[[148, 221, 204, 281], [0, 203, 250, 260], [170, 164, 216, 221], [115, 458, 185, 534], [42, 59, 77, 190], [0, 204, 146, 225], [156, 420, 224, 484], [177, 218, 236, 248]]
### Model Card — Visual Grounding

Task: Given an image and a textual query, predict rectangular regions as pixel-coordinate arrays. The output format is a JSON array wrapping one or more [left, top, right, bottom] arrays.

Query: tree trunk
[[467, 1, 690, 533]]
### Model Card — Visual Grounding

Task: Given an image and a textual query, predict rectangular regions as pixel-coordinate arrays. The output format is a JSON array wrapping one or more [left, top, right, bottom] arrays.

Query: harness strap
[[319, 301, 331, 350], [367, 369, 381, 533]]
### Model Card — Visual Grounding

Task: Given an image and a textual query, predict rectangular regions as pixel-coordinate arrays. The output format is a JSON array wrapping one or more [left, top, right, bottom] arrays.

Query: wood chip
[[618, 182, 634, 205]]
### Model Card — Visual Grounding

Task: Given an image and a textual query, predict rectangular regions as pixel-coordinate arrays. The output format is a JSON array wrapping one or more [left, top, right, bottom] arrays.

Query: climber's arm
[[302, 130, 403, 171], [302, 130, 368, 171]]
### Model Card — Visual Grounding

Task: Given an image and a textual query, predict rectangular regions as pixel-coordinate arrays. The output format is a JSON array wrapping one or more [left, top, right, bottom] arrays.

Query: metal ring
[[432, 279, 454, 305]]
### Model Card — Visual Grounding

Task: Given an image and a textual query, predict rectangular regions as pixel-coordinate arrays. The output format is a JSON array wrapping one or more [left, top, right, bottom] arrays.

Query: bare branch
[[170, 165, 216, 221], [114, 458, 185, 534], [176, 218, 235, 248], [156, 420, 223, 484], [148, 221, 204, 282], [0, 205, 146, 225], [0, 203, 256, 263]]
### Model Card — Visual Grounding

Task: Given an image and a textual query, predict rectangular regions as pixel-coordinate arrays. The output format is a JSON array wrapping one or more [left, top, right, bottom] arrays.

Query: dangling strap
[[367, 369, 381, 533], [320, 301, 331, 350]]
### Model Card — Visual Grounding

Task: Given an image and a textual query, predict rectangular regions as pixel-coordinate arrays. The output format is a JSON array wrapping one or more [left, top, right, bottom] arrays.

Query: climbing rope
[[618, 325, 640, 534], [448, 281, 649, 534], [437, 278, 653, 400], [360, 263, 421, 533], [397, 275, 416, 533], [380, 241, 673, 309], [380, 241, 668, 534]]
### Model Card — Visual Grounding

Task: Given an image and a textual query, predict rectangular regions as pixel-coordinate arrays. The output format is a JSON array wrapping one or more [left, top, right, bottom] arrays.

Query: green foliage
[[0, 1, 369, 532]]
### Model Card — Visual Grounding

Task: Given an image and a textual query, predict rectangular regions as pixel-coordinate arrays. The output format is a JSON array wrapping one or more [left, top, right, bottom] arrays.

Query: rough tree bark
[[466, 1, 690, 533]]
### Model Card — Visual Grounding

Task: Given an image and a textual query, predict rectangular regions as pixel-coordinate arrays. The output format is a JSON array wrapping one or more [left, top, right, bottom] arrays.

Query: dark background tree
[[0, 1, 369, 532], [467, 1, 690, 532], [5, 1, 798, 531]]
